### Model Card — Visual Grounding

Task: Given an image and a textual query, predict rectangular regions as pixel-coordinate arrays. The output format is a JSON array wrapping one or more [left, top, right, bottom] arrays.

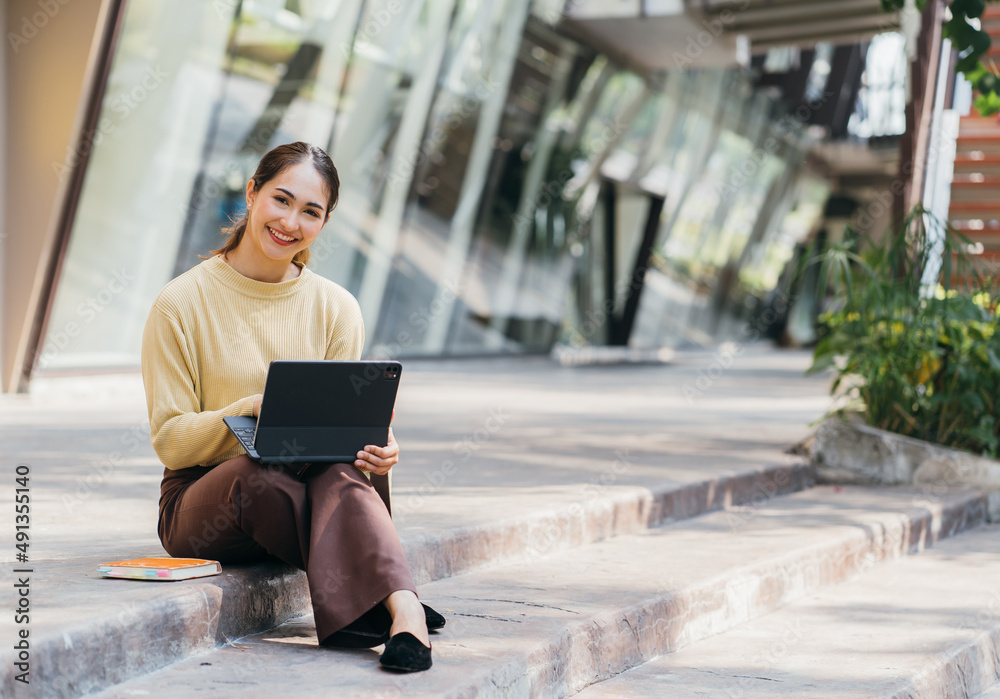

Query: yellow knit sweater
[[141, 255, 365, 470]]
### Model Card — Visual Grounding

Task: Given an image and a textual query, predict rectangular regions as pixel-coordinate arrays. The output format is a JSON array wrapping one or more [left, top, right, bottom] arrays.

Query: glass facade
[[849, 33, 908, 139], [39, 0, 830, 371]]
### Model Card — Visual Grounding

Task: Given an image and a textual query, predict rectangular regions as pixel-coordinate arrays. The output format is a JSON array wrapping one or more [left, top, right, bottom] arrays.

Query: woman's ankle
[[383, 590, 429, 646]]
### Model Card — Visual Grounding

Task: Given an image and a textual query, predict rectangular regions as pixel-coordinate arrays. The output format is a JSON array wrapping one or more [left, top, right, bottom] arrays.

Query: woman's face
[[244, 160, 330, 264]]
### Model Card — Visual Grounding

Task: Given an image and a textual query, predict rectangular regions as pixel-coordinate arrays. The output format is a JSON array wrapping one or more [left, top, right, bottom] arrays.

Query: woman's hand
[[252, 394, 263, 417], [355, 410, 399, 475]]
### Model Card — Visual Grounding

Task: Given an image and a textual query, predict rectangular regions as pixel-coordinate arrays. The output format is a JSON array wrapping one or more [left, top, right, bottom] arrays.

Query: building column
[[2, 0, 110, 392]]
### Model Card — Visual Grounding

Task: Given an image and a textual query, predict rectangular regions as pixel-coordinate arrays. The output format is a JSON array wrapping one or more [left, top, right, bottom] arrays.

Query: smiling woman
[[141, 142, 439, 673], [208, 142, 340, 284]]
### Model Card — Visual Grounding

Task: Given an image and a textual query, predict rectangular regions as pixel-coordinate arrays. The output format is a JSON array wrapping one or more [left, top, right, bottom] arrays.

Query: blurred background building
[[0, 0, 968, 392]]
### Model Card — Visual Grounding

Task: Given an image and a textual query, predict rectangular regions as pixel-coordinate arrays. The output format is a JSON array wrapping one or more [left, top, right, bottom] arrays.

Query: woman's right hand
[[252, 394, 263, 417]]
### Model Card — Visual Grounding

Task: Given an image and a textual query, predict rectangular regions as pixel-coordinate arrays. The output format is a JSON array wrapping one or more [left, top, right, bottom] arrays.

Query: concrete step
[[88, 486, 987, 699], [575, 523, 1000, 699], [0, 461, 811, 699]]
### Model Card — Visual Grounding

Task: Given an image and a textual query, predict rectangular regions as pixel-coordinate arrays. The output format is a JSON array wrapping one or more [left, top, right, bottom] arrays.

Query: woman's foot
[[379, 632, 432, 672], [383, 590, 430, 646], [381, 591, 432, 672], [422, 603, 446, 630], [319, 604, 391, 648]]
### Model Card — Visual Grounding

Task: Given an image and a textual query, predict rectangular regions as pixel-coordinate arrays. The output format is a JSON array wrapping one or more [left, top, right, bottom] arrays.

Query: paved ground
[[8, 346, 1000, 699], [0, 345, 829, 564], [0, 344, 832, 694]]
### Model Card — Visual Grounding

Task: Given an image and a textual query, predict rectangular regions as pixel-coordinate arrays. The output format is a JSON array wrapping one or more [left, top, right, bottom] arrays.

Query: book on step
[[96, 557, 221, 581]]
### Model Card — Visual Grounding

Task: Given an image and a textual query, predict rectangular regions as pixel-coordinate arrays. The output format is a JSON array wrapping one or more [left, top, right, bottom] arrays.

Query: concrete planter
[[812, 419, 1000, 522]]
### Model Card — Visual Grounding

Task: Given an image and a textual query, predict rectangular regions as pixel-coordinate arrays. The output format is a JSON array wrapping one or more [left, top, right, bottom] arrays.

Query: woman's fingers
[[356, 445, 397, 466], [356, 443, 399, 474], [355, 455, 393, 475], [355, 427, 400, 475]]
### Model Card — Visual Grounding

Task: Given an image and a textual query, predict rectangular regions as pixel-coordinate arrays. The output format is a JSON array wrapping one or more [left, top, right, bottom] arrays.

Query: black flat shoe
[[379, 632, 432, 672], [422, 603, 446, 630], [320, 605, 391, 649], [322, 603, 443, 648]]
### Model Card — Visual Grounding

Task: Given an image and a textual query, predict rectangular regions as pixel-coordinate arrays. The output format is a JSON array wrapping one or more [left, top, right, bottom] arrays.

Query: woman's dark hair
[[207, 141, 340, 268]]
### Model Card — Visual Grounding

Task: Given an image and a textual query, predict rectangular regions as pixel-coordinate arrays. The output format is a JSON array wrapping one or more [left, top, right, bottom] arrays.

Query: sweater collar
[[205, 255, 312, 298]]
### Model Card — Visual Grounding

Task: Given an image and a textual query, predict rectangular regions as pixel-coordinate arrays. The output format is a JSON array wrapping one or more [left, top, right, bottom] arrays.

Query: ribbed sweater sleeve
[[141, 303, 256, 470], [326, 298, 365, 361]]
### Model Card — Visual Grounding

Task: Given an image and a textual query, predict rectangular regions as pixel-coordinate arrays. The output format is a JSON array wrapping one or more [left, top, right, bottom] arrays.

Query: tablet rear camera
[[384, 366, 400, 380]]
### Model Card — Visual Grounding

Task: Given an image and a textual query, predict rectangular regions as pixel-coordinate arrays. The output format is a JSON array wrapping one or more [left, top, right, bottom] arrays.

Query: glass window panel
[[601, 93, 665, 182], [562, 180, 612, 347], [172, 0, 363, 278], [40, 0, 235, 370], [39, 0, 837, 371], [702, 152, 784, 270], [316, 0, 454, 300], [848, 32, 907, 139], [577, 70, 645, 160], [653, 69, 725, 234], [662, 129, 753, 281], [454, 21, 587, 352], [804, 42, 833, 105], [740, 177, 829, 293], [366, 1, 572, 356]]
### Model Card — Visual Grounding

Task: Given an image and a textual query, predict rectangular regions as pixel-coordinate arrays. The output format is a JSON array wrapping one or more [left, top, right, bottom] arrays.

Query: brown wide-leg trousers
[[157, 456, 417, 644]]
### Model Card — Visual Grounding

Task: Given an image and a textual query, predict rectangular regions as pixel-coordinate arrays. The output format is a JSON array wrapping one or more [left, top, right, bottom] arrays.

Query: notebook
[[97, 557, 221, 581], [223, 360, 402, 467]]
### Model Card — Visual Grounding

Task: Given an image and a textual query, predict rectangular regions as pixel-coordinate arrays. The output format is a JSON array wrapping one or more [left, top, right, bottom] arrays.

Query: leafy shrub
[[809, 208, 1000, 456]]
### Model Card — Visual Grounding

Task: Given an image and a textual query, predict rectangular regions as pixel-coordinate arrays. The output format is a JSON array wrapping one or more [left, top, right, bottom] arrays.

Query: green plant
[[881, 0, 1000, 115], [809, 207, 1000, 456]]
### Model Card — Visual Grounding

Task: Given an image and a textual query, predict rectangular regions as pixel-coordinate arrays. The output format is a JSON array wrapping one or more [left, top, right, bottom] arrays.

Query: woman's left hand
[[356, 410, 399, 475]]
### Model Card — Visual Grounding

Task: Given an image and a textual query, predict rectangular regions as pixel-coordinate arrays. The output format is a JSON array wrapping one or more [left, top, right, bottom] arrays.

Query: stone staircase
[[575, 521, 1000, 698], [0, 459, 809, 698], [83, 475, 1000, 698]]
